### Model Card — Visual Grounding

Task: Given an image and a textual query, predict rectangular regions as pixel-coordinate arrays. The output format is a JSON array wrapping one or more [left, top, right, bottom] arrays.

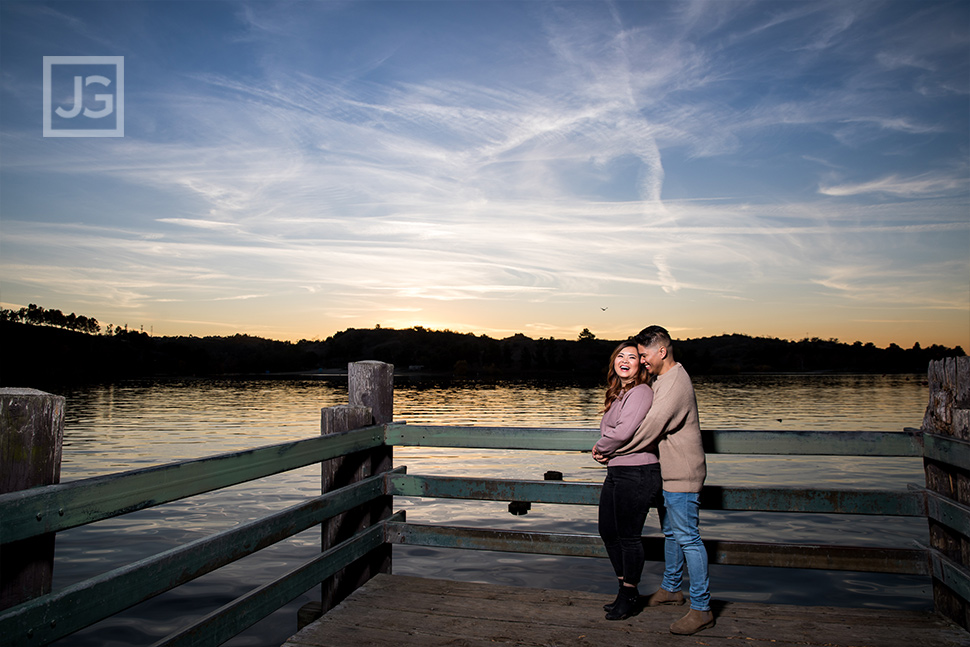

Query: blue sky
[[1, 1, 968, 348]]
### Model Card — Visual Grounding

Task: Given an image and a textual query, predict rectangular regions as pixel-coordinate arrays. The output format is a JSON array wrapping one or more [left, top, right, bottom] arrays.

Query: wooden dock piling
[[299, 361, 396, 629], [923, 356, 970, 631], [0, 388, 65, 610]]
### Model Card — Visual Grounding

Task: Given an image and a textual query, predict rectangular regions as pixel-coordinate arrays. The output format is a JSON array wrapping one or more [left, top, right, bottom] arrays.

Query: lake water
[[40, 373, 930, 646]]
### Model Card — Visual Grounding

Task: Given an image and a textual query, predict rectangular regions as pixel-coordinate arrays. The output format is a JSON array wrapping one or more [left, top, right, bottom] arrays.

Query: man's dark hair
[[634, 325, 673, 354]]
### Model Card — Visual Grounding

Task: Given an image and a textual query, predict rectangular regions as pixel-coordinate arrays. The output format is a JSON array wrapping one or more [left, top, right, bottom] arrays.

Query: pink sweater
[[611, 363, 706, 492], [594, 383, 659, 466]]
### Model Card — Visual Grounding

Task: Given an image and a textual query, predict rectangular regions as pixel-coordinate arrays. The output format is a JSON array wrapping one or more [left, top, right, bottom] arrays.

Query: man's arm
[[593, 385, 653, 456], [610, 368, 690, 456]]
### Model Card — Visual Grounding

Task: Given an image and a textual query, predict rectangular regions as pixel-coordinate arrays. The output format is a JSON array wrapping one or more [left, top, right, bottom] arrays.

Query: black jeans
[[597, 463, 662, 586]]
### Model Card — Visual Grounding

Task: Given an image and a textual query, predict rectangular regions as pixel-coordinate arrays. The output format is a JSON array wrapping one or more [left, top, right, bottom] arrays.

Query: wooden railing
[[382, 424, 929, 575], [0, 424, 387, 646], [1, 358, 967, 646]]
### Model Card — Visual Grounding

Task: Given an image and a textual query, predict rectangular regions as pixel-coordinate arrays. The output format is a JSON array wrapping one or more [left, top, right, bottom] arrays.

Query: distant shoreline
[[1, 320, 961, 388]]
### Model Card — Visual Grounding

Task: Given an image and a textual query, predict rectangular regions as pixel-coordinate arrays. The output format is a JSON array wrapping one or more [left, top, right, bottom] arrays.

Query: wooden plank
[[927, 489, 970, 537], [388, 473, 603, 505], [387, 520, 608, 558], [386, 424, 925, 456], [706, 539, 928, 574], [931, 550, 970, 605], [703, 429, 924, 456], [389, 473, 924, 515], [705, 484, 923, 515], [0, 425, 384, 543], [283, 574, 969, 647], [925, 432, 970, 471], [385, 522, 929, 574], [385, 423, 596, 451]]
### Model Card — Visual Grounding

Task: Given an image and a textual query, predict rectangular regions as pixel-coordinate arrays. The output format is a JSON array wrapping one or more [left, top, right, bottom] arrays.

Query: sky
[[1, 1, 968, 349]]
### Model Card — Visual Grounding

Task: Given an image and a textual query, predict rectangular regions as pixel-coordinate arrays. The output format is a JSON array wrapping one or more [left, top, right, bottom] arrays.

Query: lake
[[40, 373, 930, 646]]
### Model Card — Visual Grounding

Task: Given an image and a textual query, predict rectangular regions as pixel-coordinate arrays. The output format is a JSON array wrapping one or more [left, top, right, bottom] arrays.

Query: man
[[595, 325, 714, 635]]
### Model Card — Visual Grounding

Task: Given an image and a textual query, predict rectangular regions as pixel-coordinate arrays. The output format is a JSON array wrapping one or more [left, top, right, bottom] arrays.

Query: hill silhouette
[[1, 320, 963, 388]]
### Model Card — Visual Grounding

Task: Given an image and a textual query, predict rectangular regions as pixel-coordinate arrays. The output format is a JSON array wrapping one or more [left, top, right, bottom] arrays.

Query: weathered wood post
[[921, 356, 970, 631], [0, 388, 65, 610], [299, 361, 393, 628], [347, 361, 394, 578]]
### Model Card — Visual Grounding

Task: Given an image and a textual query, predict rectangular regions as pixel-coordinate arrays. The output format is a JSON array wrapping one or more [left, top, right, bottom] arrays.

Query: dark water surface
[[45, 374, 929, 646]]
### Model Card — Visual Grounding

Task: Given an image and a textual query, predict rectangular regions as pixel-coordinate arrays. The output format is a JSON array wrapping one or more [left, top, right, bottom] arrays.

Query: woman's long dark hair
[[602, 339, 650, 413]]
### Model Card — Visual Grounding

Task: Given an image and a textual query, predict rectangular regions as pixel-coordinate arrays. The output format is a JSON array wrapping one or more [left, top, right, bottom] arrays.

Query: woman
[[592, 340, 662, 620]]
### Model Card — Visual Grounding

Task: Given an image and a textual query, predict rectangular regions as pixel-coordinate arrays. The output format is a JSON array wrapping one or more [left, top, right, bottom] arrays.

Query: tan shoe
[[645, 588, 686, 606], [670, 608, 715, 635]]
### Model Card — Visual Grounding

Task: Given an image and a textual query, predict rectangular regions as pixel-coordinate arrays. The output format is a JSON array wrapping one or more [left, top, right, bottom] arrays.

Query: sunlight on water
[[46, 374, 932, 646], [57, 373, 927, 479]]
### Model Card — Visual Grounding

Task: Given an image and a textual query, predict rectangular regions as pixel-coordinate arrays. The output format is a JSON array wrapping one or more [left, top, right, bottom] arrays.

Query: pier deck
[[283, 574, 968, 647]]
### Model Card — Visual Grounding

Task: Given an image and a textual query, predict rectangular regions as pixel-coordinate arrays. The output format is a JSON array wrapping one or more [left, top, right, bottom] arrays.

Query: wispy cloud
[[819, 173, 968, 198], [1, 0, 966, 346]]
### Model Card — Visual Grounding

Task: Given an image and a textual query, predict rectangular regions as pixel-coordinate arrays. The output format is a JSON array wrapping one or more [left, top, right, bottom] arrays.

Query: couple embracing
[[593, 325, 714, 635]]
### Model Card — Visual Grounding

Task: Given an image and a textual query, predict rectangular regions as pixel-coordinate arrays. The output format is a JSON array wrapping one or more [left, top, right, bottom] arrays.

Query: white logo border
[[43, 56, 125, 138]]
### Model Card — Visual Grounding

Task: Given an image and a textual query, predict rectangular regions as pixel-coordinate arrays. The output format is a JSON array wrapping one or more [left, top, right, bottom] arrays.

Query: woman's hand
[[591, 447, 609, 464]]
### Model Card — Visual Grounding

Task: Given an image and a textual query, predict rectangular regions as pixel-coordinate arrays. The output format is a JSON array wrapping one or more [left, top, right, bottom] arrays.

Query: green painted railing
[[382, 424, 932, 577], [0, 426, 386, 646], [2, 372, 968, 645], [386, 472, 925, 516], [385, 423, 927, 456], [0, 426, 385, 544], [382, 423, 968, 624]]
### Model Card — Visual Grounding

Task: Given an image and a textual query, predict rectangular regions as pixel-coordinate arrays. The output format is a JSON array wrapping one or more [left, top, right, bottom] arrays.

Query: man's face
[[637, 343, 666, 376]]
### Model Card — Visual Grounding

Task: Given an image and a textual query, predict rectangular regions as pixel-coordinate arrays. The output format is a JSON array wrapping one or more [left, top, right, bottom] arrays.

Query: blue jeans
[[658, 490, 711, 611]]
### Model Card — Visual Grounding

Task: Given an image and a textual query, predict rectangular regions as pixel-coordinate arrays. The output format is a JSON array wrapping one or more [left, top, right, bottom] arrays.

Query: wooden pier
[[2, 357, 968, 646], [285, 574, 968, 647]]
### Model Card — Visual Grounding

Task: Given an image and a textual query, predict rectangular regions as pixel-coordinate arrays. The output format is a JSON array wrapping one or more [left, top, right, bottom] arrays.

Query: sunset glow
[[2, 1, 967, 348]]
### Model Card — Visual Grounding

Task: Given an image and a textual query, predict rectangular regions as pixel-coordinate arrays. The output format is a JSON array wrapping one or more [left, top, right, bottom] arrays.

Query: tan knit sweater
[[610, 362, 706, 492]]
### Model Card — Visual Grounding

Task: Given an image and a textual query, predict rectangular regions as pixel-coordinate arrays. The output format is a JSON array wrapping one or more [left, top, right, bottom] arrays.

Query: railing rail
[[388, 472, 926, 515], [384, 521, 929, 574], [386, 422, 926, 455], [0, 425, 385, 544]]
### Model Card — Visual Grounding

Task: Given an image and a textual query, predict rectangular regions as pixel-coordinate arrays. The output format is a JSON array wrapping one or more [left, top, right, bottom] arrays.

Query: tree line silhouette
[[1, 304, 102, 335], [1, 306, 964, 387]]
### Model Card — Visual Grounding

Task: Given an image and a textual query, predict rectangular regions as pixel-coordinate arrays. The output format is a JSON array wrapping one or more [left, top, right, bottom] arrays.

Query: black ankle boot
[[605, 586, 639, 620], [603, 583, 625, 612]]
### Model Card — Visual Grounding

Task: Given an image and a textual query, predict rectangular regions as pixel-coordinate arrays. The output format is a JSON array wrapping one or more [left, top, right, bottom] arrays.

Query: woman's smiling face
[[613, 345, 640, 385]]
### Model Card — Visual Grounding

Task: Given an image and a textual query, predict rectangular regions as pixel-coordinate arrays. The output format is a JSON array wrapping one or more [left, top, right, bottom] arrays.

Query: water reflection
[[56, 373, 926, 480]]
